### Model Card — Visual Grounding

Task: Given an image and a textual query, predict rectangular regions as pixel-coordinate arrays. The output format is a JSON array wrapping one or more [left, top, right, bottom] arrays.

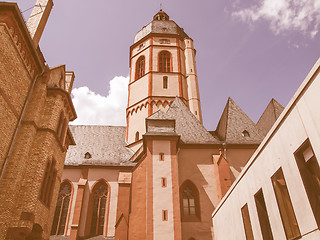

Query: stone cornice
[[47, 87, 77, 121], [0, 3, 45, 78]]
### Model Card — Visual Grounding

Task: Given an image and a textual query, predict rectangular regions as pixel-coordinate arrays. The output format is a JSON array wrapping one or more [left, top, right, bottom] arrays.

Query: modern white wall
[[212, 58, 320, 240]]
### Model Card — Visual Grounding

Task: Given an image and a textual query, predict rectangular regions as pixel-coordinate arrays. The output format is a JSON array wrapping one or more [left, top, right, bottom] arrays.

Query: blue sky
[[10, 0, 320, 130]]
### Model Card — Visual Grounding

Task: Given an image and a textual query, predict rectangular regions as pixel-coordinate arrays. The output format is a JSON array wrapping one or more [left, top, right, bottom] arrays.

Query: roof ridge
[[164, 97, 220, 144], [271, 98, 277, 120], [69, 124, 126, 128], [225, 97, 231, 139]]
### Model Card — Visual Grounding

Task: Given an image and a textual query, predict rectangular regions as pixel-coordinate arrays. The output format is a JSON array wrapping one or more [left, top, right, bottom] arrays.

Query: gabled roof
[[147, 97, 220, 144], [65, 125, 134, 166], [256, 98, 284, 136], [215, 97, 264, 144]]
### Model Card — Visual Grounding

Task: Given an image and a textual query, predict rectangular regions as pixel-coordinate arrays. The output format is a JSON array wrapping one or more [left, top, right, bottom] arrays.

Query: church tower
[[126, 10, 202, 145]]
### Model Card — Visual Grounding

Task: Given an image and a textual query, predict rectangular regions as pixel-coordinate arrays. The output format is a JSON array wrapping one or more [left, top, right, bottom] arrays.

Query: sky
[[9, 0, 320, 130]]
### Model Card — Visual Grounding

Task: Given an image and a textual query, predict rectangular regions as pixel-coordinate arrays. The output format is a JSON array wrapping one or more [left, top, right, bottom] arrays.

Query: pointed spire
[[216, 97, 264, 144], [256, 98, 284, 136]]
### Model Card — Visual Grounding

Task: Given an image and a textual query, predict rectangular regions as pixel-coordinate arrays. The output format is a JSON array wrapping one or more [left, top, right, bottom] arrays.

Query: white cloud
[[71, 76, 129, 126], [232, 0, 320, 38]]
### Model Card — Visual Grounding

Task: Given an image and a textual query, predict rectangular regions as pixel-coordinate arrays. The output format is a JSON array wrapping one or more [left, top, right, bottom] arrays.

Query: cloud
[[232, 0, 320, 38], [71, 76, 129, 126]]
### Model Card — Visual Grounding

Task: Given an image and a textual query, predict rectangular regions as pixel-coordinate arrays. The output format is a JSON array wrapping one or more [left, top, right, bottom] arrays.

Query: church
[[51, 6, 283, 240], [3, 0, 319, 240]]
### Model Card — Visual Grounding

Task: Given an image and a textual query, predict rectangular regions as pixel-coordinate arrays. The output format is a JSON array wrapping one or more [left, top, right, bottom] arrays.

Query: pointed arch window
[[159, 51, 171, 72], [51, 181, 72, 236], [90, 181, 108, 236], [40, 158, 57, 206], [180, 180, 201, 221], [135, 56, 145, 80]]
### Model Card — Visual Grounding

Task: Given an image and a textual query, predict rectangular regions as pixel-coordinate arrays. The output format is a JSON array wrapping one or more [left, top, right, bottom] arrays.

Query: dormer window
[[242, 130, 250, 137], [138, 43, 145, 50], [84, 152, 92, 159]]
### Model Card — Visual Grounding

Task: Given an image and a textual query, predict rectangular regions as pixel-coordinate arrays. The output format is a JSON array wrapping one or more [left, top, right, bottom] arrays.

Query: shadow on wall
[[178, 148, 216, 240]]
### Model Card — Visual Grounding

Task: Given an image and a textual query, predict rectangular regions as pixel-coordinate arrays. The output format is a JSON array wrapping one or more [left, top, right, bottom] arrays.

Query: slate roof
[[65, 125, 134, 166], [256, 98, 284, 136], [134, 10, 189, 43], [148, 97, 221, 144], [214, 97, 264, 144]]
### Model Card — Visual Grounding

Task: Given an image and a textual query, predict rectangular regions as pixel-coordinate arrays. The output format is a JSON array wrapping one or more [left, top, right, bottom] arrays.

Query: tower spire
[[160, 3, 162, 11]]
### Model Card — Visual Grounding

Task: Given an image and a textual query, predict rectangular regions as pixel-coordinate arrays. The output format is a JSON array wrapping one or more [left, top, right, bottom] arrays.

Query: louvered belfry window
[[90, 182, 108, 236], [159, 51, 171, 72], [135, 56, 145, 80], [51, 182, 72, 235]]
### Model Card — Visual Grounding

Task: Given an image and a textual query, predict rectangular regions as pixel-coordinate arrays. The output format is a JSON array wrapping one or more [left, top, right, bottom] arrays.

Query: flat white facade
[[212, 58, 320, 240]]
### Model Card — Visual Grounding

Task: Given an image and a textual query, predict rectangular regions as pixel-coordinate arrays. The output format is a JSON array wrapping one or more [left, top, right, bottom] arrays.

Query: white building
[[212, 58, 320, 239]]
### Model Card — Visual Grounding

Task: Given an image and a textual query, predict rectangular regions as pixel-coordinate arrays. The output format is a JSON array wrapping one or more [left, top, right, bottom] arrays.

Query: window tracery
[[51, 182, 72, 235], [135, 56, 145, 80], [90, 182, 108, 236], [180, 180, 200, 221], [159, 51, 171, 72]]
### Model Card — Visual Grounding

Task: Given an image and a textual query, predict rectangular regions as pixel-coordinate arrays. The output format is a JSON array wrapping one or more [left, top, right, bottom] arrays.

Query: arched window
[[90, 181, 108, 236], [135, 56, 145, 80], [163, 76, 168, 89], [51, 181, 72, 235], [180, 180, 201, 221], [159, 51, 171, 72], [135, 131, 139, 141]]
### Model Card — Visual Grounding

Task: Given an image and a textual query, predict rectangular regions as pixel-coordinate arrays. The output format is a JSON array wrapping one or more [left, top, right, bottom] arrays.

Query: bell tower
[[126, 10, 202, 145]]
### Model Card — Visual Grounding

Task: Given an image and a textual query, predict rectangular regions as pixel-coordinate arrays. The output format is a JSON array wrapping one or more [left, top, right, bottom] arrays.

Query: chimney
[[26, 0, 54, 47]]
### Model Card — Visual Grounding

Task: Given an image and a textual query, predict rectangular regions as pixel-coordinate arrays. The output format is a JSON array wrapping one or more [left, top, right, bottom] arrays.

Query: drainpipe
[[0, 66, 48, 181]]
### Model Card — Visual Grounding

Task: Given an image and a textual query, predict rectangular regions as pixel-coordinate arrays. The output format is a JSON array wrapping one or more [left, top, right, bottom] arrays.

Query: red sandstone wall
[[128, 156, 147, 240], [225, 147, 257, 182], [178, 147, 219, 240], [115, 183, 131, 240]]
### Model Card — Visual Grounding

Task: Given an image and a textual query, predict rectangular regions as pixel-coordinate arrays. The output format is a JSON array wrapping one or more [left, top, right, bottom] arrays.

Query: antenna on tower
[[160, 3, 162, 11]]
